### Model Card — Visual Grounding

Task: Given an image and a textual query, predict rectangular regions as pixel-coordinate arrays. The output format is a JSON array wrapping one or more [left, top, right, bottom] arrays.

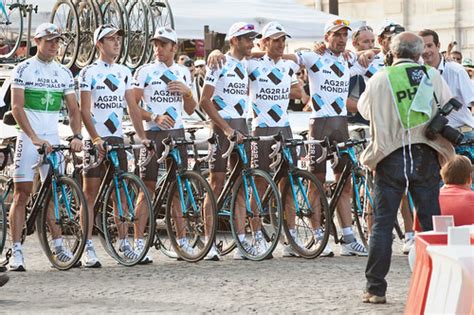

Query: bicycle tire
[[102, 172, 155, 266], [146, 0, 174, 63], [281, 169, 330, 259], [75, 0, 100, 68], [100, 0, 126, 61], [165, 170, 217, 262], [153, 174, 176, 258], [124, 0, 148, 69], [0, 1, 23, 60], [36, 176, 88, 270], [50, 0, 80, 68], [352, 171, 374, 249], [0, 197, 6, 255], [230, 168, 282, 261]]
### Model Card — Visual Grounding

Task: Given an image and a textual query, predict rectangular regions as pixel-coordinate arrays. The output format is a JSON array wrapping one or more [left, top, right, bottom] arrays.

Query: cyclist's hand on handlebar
[[31, 136, 52, 153], [225, 128, 244, 144], [140, 137, 153, 148], [94, 138, 106, 159], [70, 138, 83, 152], [155, 114, 175, 130]]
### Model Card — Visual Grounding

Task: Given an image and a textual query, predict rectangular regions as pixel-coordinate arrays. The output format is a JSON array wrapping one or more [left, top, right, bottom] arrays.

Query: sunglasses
[[353, 26, 373, 39], [237, 24, 255, 32], [383, 24, 405, 36], [333, 19, 350, 26]]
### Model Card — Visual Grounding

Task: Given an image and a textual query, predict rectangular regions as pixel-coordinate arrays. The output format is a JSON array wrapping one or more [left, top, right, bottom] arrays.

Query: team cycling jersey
[[134, 62, 188, 131], [204, 53, 249, 119], [11, 56, 75, 136], [350, 51, 385, 82], [247, 55, 299, 129], [79, 60, 133, 138], [296, 50, 353, 118]]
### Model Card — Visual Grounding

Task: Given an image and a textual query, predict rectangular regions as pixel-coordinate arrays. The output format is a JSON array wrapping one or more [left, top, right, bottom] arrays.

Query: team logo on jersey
[[267, 68, 283, 85], [288, 68, 294, 77], [164, 107, 178, 122], [330, 97, 344, 114], [267, 104, 283, 122], [144, 74, 153, 87], [160, 70, 178, 84], [249, 69, 261, 81], [104, 74, 120, 92], [365, 64, 378, 78], [219, 67, 229, 78], [104, 112, 120, 134], [310, 60, 324, 73], [234, 99, 246, 116], [252, 103, 261, 117], [234, 63, 245, 80], [330, 61, 345, 78], [311, 93, 325, 111], [212, 95, 227, 110]]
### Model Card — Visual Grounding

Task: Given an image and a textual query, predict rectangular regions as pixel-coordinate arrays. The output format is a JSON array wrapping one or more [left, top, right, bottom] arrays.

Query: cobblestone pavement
[[0, 236, 411, 314]]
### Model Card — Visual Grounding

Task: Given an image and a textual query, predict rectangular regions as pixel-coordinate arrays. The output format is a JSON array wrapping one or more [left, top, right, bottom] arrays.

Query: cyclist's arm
[[125, 89, 147, 141], [64, 94, 82, 135], [289, 81, 302, 99], [250, 51, 298, 63], [199, 85, 234, 137], [182, 88, 197, 115], [11, 88, 39, 141], [347, 97, 359, 113], [80, 90, 100, 141]]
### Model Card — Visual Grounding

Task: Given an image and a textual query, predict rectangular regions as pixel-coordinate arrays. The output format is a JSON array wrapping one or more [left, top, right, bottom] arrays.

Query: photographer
[[357, 32, 455, 304]]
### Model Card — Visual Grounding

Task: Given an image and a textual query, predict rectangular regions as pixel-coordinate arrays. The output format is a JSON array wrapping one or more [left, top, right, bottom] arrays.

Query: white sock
[[405, 232, 414, 240], [342, 227, 353, 236], [314, 228, 323, 240], [238, 234, 246, 242], [178, 238, 186, 246], [289, 229, 296, 238], [255, 230, 263, 240], [13, 242, 22, 251], [86, 239, 94, 247], [53, 238, 63, 248]]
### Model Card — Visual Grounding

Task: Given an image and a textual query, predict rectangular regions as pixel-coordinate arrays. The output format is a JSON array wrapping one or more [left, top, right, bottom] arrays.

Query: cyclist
[[79, 24, 150, 268], [133, 27, 196, 261], [9, 23, 83, 271], [295, 18, 368, 257], [200, 22, 259, 260], [247, 22, 302, 257]]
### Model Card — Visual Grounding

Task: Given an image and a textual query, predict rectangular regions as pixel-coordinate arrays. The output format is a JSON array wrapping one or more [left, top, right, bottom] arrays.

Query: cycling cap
[[259, 21, 291, 40], [34, 23, 64, 40], [195, 59, 206, 67], [94, 24, 124, 44], [462, 58, 473, 68], [377, 21, 405, 37], [151, 27, 178, 43], [226, 22, 259, 40], [324, 18, 352, 34]]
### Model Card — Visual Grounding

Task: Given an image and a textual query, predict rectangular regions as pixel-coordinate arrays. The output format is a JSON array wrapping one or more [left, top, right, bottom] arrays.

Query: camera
[[425, 98, 464, 145]]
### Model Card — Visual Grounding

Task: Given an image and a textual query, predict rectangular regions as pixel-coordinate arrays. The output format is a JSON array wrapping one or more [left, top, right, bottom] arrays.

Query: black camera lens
[[441, 126, 464, 145], [184, 60, 194, 67]]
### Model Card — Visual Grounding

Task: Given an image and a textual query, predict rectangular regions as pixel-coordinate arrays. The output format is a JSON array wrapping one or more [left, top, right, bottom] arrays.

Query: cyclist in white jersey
[[9, 23, 83, 271], [293, 18, 368, 257], [79, 24, 150, 268], [248, 22, 302, 258], [200, 22, 258, 260], [133, 27, 196, 262]]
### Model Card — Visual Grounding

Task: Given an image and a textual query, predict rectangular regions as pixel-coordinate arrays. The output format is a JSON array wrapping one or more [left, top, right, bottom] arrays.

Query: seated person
[[439, 155, 474, 226]]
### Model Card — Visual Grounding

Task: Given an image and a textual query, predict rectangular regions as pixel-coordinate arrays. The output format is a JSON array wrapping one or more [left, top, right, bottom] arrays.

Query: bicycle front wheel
[[352, 170, 374, 249], [0, 1, 23, 60], [230, 169, 283, 261], [36, 176, 88, 270], [165, 170, 217, 262], [281, 169, 330, 259], [102, 172, 155, 266], [50, 0, 80, 68]]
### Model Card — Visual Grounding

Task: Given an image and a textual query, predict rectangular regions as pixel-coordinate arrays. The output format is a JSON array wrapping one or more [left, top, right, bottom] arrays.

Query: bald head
[[390, 32, 424, 62]]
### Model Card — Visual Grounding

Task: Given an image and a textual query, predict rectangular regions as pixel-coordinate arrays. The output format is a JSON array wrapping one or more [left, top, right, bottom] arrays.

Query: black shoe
[[0, 273, 9, 287]]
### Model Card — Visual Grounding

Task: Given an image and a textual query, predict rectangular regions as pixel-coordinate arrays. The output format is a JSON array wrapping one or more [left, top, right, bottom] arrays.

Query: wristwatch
[[150, 113, 158, 122], [73, 134, 83, 141]]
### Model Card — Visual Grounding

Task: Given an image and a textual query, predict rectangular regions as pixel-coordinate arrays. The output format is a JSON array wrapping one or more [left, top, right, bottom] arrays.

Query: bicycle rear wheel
[[165, 170, 217, 262], [36, 176, 88, 270], [125, 0, 148, 69], [102, 172, 154, 266], [281, 169, 330, 259], [50, 0, 80, 68], [152, 174, 176, 258], [0, 1, 23, 60], [352, 170, 374, 249], [230, 169, 282, 261], [75, 0, 100, 68]]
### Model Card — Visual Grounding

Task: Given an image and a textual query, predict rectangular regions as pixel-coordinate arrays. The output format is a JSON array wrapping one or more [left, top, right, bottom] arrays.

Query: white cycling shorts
[[13, 132, 61, 183]]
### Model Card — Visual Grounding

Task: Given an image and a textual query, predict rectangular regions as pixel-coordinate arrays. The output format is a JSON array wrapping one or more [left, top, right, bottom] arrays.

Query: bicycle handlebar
[[32, 144, 71, 169]]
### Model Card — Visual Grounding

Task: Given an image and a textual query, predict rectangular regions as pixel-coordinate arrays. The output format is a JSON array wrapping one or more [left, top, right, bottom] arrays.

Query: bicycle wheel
[[102, 172, 154, 266], [165, 170, 217, 262], [50, 0, 80, 68], [124, 0, 148, 69], [352, 170, 374, 249], [36, 176, 88, 270], [75, 0, 100, 68], [0, 175, 12, 255], [281, 169, 330, 259], [230, 169, 282, 261], [153, 174, 176, 258], [0, 0, 23, 59], [0, 197, 6, 255], [215, 192, 236, 256]]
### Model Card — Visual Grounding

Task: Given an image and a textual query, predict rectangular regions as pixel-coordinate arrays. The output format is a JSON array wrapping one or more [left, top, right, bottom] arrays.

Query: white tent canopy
[[171, 0, 353, 41]]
